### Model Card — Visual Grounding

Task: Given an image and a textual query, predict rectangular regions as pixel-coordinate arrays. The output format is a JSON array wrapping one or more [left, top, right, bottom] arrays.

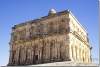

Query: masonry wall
[[68, 13, 91, 63], [8, 11, 91, 66], [8, 14, 71, 66]]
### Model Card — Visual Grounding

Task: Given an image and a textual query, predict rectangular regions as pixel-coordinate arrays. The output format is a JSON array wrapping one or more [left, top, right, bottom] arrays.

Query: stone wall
[[8, 10, 91, 66], [8, 13, 70, 66]]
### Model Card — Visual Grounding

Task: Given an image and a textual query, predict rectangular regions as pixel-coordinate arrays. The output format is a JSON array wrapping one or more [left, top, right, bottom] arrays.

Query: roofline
[[13, 10, 69, 29], [12, 9, 88, 35], [68, 10, 88, 35]]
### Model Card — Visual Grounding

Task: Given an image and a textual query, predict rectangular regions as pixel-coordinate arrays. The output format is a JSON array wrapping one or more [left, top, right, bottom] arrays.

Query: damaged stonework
[[8, 9, 92, 66]]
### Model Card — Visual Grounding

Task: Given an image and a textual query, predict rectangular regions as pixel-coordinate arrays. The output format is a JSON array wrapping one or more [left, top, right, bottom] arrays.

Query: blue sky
[[0, 0, 99, 66]]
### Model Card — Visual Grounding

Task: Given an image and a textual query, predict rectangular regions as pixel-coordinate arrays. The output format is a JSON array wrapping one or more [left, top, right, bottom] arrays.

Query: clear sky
[[0, 0, 99, 66]]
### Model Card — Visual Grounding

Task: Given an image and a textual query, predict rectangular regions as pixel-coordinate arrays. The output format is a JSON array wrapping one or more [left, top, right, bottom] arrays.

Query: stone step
[[29, 61, 98, 66]]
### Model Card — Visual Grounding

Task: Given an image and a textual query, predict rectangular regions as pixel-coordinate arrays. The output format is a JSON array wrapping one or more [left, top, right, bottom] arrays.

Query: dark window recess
[[83, 57, 84, 62], [66, 27, 70, 33], [87, 37, 89, 42], [35, 55, 38, 60], [61, 19, 65, 22]]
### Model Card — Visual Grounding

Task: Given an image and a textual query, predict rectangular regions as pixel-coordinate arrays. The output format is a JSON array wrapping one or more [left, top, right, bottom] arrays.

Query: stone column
[[50, 40, 54, 61], [79, 48, 81, 62], [77, 47, 80, 62], [32, 41, 35, 64], [56, 40, 60, 61], [15, 47, 20, 65], [54, 39, 58, 61], [30, 45, 33, 64], [8, 49, 13, 65], [73, 45, 76, 61], [37, 40, 42, 63], [75, 46, 77, 61], [71, 45, 74, 61], [45, 39, 50, 62]]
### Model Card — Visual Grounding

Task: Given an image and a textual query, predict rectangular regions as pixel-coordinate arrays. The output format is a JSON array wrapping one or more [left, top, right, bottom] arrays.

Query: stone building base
[[29, 61, 98, 66]]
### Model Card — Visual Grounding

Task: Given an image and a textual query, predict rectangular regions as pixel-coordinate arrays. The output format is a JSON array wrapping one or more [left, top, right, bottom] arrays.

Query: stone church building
[[8, 9, 92, 66]]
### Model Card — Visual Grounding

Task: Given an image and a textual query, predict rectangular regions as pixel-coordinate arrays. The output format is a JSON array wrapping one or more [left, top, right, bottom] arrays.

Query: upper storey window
[[30, 23, 48, 39], [12, 29, 26, 41], [48, 22, 55, 34], [58, 19, 66, 34], [19, 29, 26, 40], [36, 23, 46, 38], [12, 32, 17, 41], [61, 19, 66, 22]]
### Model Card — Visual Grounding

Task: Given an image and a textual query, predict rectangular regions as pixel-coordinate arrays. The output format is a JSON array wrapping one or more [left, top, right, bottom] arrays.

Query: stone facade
[[8, 9, 92, 66]]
